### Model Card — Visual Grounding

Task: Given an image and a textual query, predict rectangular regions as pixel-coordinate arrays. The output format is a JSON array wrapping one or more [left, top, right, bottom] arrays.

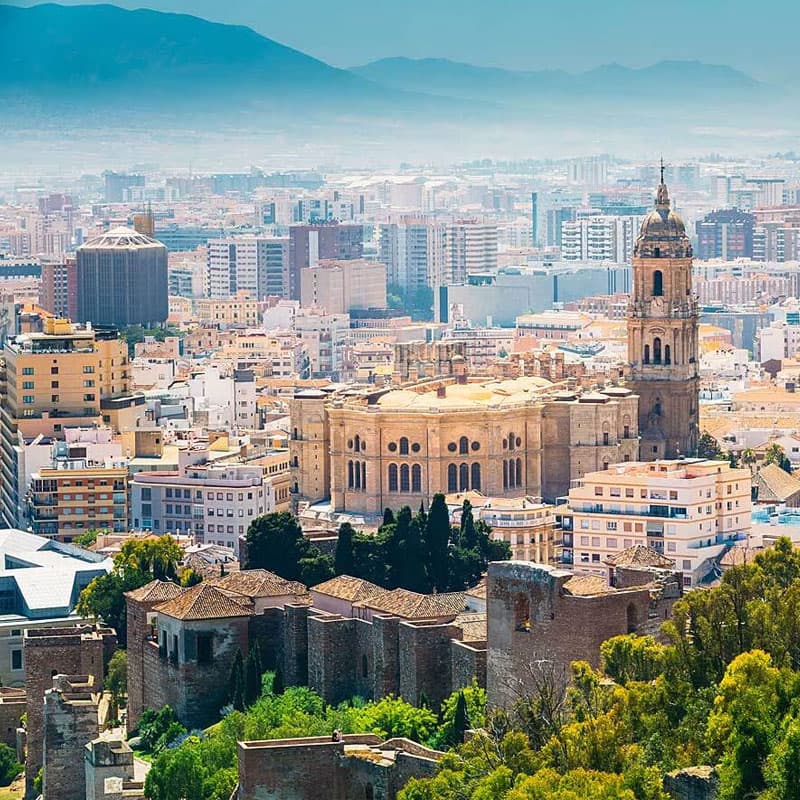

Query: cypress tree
[[229, 649, 245, 711], [382, 507, 395, 527], [272, 666, 285, 695], [244, 642, 263, 706], [452, 691, 470, 745], [460, 500, 479, 550], [426, 493, 451, 592], [334, 522, 356, 576]]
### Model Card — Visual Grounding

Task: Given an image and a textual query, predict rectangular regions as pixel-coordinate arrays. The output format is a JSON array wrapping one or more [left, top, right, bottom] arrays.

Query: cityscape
[[1, 2, 800, 800]]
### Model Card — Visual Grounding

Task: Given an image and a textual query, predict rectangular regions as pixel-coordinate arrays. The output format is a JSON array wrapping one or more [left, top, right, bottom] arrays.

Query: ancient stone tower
[[627, 165, 699, 459]]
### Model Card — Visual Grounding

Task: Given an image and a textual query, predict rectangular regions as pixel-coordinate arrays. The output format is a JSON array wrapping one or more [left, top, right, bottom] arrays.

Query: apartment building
[[561, 215, 639, 262], [0, 318, 131, 527], [299, 259, 387, 314], [130, 459, 290, 555], [205, 237, 289, 299], [196, 295, 261, 328], [559, 459, 751, 587]]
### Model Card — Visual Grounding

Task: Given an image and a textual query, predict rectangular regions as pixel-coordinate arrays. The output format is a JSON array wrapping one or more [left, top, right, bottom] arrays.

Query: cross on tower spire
[[660, 157, 665, 185]]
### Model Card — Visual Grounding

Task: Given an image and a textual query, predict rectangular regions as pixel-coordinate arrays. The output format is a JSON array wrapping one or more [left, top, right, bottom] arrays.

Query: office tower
[[627, 173, 699, 459], [288, 223, 363, 300], [695, 209, 755, 260], [205, 237, 289, 300], [300, 259, 387, 314], [546, 206, 577, 248], [39, 258, 78, 319], [76, 226, 168, 327], [531, 192, 539, 246]]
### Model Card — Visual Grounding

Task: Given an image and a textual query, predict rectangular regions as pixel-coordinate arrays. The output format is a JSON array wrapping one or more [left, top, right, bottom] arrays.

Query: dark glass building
[[76, 226, 168, 327]]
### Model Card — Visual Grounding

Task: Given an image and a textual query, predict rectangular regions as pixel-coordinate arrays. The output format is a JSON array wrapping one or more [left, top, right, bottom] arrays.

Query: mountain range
[[0, 3, 774, 115]]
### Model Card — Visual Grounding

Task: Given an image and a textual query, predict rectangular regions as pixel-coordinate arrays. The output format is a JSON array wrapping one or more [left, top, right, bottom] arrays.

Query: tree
[[106, 649, 128, 718], [138, 706, 186, 754], [244, 644, 263, 707], [741, 448, 757, 472], [228, 650, 245, 712], [426, 494, 452, 592], [245, 512, 331, 584], [459, 500, 480, 550], [73, 528, 101, 549], [600, 635, 666, 686], [383, 508, 396, 527], [764, 443, 793, 474], [334, 522, 355, 575], [76, 535, 181, 646], [271, 667, 285, 696], [0, 743, 22, 786], [697, 432, 724, 460]]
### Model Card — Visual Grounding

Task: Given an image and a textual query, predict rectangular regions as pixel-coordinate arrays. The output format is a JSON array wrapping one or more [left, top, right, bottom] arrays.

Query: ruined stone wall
[[23, 627, 109, 800], [0, 691, 25, 749], [450, 640, 487, 692], [487, 562, 652, 707], [42, 677, 100, 800], [664, 767, 718, 800], [307, 616, 357, 704], [398, 621, 462, 707], [85, 738, 135, 800], [371, 615, 400, 699]]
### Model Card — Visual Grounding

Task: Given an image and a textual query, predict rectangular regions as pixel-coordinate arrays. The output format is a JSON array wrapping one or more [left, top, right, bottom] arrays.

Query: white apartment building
[[445, 221, 498, 283], [378, 222, 431, 294], [130, 462, 288, 555], [205, 237, 289, 299], [561, 216, 639, 262], [299, 259, 387, 314], [759, 321, 800, 362], [560, 459, 752, 587], [294, 310, 351, 379]]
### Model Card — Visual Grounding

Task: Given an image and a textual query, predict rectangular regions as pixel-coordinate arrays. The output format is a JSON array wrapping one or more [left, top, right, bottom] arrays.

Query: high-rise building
[[378, 221, 431, 294], [76, 227, 168, 327], [300, 259, 387, 314], [627, 173, 699, 459], [445, 221, 498, 283], [103, 172, 145, 203], [546, 206, 577, 248], [205, 237, 289, 299], [0, 318, 132, 527], [530, 192, 539, 246], [39, 258, 77, 319], [288, 223, 363, 301], [561, 215, 639, 262], [695, 209, 755, 260]]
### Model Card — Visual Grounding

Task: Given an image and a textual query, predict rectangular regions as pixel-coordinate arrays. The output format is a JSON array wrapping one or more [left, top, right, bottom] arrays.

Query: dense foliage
[[399, 535, 800, 800], [76, 536, 182, 646], [243, 511, 334, 585], [335, 496, 511, 593], [0, 743, 22, 786], [144, 675, 487, 800]]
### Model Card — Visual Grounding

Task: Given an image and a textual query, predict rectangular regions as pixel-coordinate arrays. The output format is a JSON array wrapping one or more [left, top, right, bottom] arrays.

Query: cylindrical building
[[76, 226, 168, 327]]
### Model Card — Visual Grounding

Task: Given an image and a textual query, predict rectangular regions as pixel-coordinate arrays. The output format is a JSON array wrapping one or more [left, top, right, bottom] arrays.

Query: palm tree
[[741, 448, 757, 473]]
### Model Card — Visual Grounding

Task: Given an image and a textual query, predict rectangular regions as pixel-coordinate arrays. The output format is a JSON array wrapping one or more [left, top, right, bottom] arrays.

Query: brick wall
[[0, 691, 25, 749], [371, 615, 400, 699], [450, 640, 487, 691], [398, 621, 462, 707]]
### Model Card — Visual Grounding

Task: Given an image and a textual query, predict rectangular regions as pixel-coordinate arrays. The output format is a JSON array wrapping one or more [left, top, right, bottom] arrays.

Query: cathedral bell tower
[[627, 164, 699, 459]]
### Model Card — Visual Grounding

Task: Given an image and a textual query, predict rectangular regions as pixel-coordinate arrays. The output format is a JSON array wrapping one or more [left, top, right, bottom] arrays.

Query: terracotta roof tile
[[310, 575, 387, 603], [562, 575, 612, 596], [355, 589, 467, 620], [606, 545, 675, 569], [124, 579, 183, 604], [212, 569, 307, 599], [753, 463, 800, 503], [153, 583, 254, 621]]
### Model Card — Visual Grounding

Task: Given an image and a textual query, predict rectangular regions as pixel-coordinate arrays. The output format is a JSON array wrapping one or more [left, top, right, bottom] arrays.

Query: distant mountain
[[351, 57, 764, 107], [0, 3, 394, 111]]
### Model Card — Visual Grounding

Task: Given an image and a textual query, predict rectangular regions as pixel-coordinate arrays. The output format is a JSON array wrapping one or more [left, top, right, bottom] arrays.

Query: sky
[[5, 0, 798, 81]]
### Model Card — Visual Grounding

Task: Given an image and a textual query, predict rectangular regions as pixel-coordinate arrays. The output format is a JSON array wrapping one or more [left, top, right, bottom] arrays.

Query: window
[[607, 538, 617, 548], [459, 436, 469, 455], [22, 381, 33, 390], [644, 344, 650, 364], [11, 649, 22, 671], [83, 365, 95, 373], [653, 269, 663, 296], [447, 464, 457, 493], [594, 486, 603, 496], [412, 464, 422, 493], [388, 464, 398, 492], [197, 633, 213, 664], [400, 464, 410, 492], [22, 395, 34, 404], [459, 463, 469, 491], [51, 395, 59, 403], [399, 437, 409, 455], [606, 522, 617, 531], [84, 379, 95, 387], [653, 337, 662, 364], [471, 462, 481, 491], [51, 366, 58, 375], [22, 367, 34, 375], [682, 560, 692, 570]]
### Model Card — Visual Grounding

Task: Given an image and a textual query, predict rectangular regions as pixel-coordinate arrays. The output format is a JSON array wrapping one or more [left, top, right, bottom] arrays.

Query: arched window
[[354, 434, 360, 452], [354, 461, 361, 490], [399, 436, 409, 455], [516, 458, 522, 487], [411, 464, 422, 493], [361, 462, 366, 491], [508, 459, 516, 488], [459, 436, 469, 455], [664, 344, 671, 365], [603, 459, 610, 470], [448, 464, 457, 492], [653, 337, 662, 364], [388, 463, 398, 492], [503, 460, 508, 489], [459, 463, 469, 491], [471, 463, 481, 491], [347, 461, 354, 489], [654, 399, 662, 416], [400, 464, 410, 492], [644, 344, 650, 365], [508, 432, 515, 451], [653, 270, 663, 296]]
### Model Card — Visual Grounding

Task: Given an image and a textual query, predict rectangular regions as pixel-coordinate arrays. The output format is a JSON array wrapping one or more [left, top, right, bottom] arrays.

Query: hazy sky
[[7, 0, 797, 80]]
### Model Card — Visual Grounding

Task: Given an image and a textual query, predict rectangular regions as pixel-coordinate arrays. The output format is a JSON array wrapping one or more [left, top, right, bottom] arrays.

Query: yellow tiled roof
[[124, 579, 183, 604], [310, 575, 386, 603], [154, 583, 254, 620], [212, 569, 307, 599]]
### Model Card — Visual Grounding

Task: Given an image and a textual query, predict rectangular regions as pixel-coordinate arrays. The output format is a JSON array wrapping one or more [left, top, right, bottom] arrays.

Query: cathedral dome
[[634, 175, 692, 258]]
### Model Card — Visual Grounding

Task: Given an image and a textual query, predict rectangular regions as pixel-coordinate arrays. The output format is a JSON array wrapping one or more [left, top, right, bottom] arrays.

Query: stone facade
[[664, 767, 718, 800], [291, 377, 639, 513], [486, 561, 679, 708], [42, 675, 101, 800], [23, 625, 115, 800], [628, 176, 699, 459], [236, 735, 442, 800], [0, 688, 25, 749], [85, 738, 138, 800]]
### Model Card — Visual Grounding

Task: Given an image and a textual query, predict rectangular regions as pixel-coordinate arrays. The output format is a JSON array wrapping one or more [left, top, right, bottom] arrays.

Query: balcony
[[575, 503, 688, 520]]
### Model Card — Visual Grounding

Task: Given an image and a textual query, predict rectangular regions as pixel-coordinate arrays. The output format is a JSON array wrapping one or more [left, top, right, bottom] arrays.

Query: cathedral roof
[[634, 169, 692, 258]]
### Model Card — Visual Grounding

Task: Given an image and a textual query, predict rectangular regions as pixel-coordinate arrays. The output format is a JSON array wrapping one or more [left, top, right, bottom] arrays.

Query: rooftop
[[353, 588, 468, 620], [153, 583, 254, 621], [606, 545, 675, 569], [79, 226, 165, 250], [310, 575, 386, 603], [212, 569, 307, 600]]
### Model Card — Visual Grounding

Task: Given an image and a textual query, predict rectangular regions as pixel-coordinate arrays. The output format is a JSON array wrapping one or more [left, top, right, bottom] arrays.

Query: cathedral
[[627, 166, 699, 459]]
